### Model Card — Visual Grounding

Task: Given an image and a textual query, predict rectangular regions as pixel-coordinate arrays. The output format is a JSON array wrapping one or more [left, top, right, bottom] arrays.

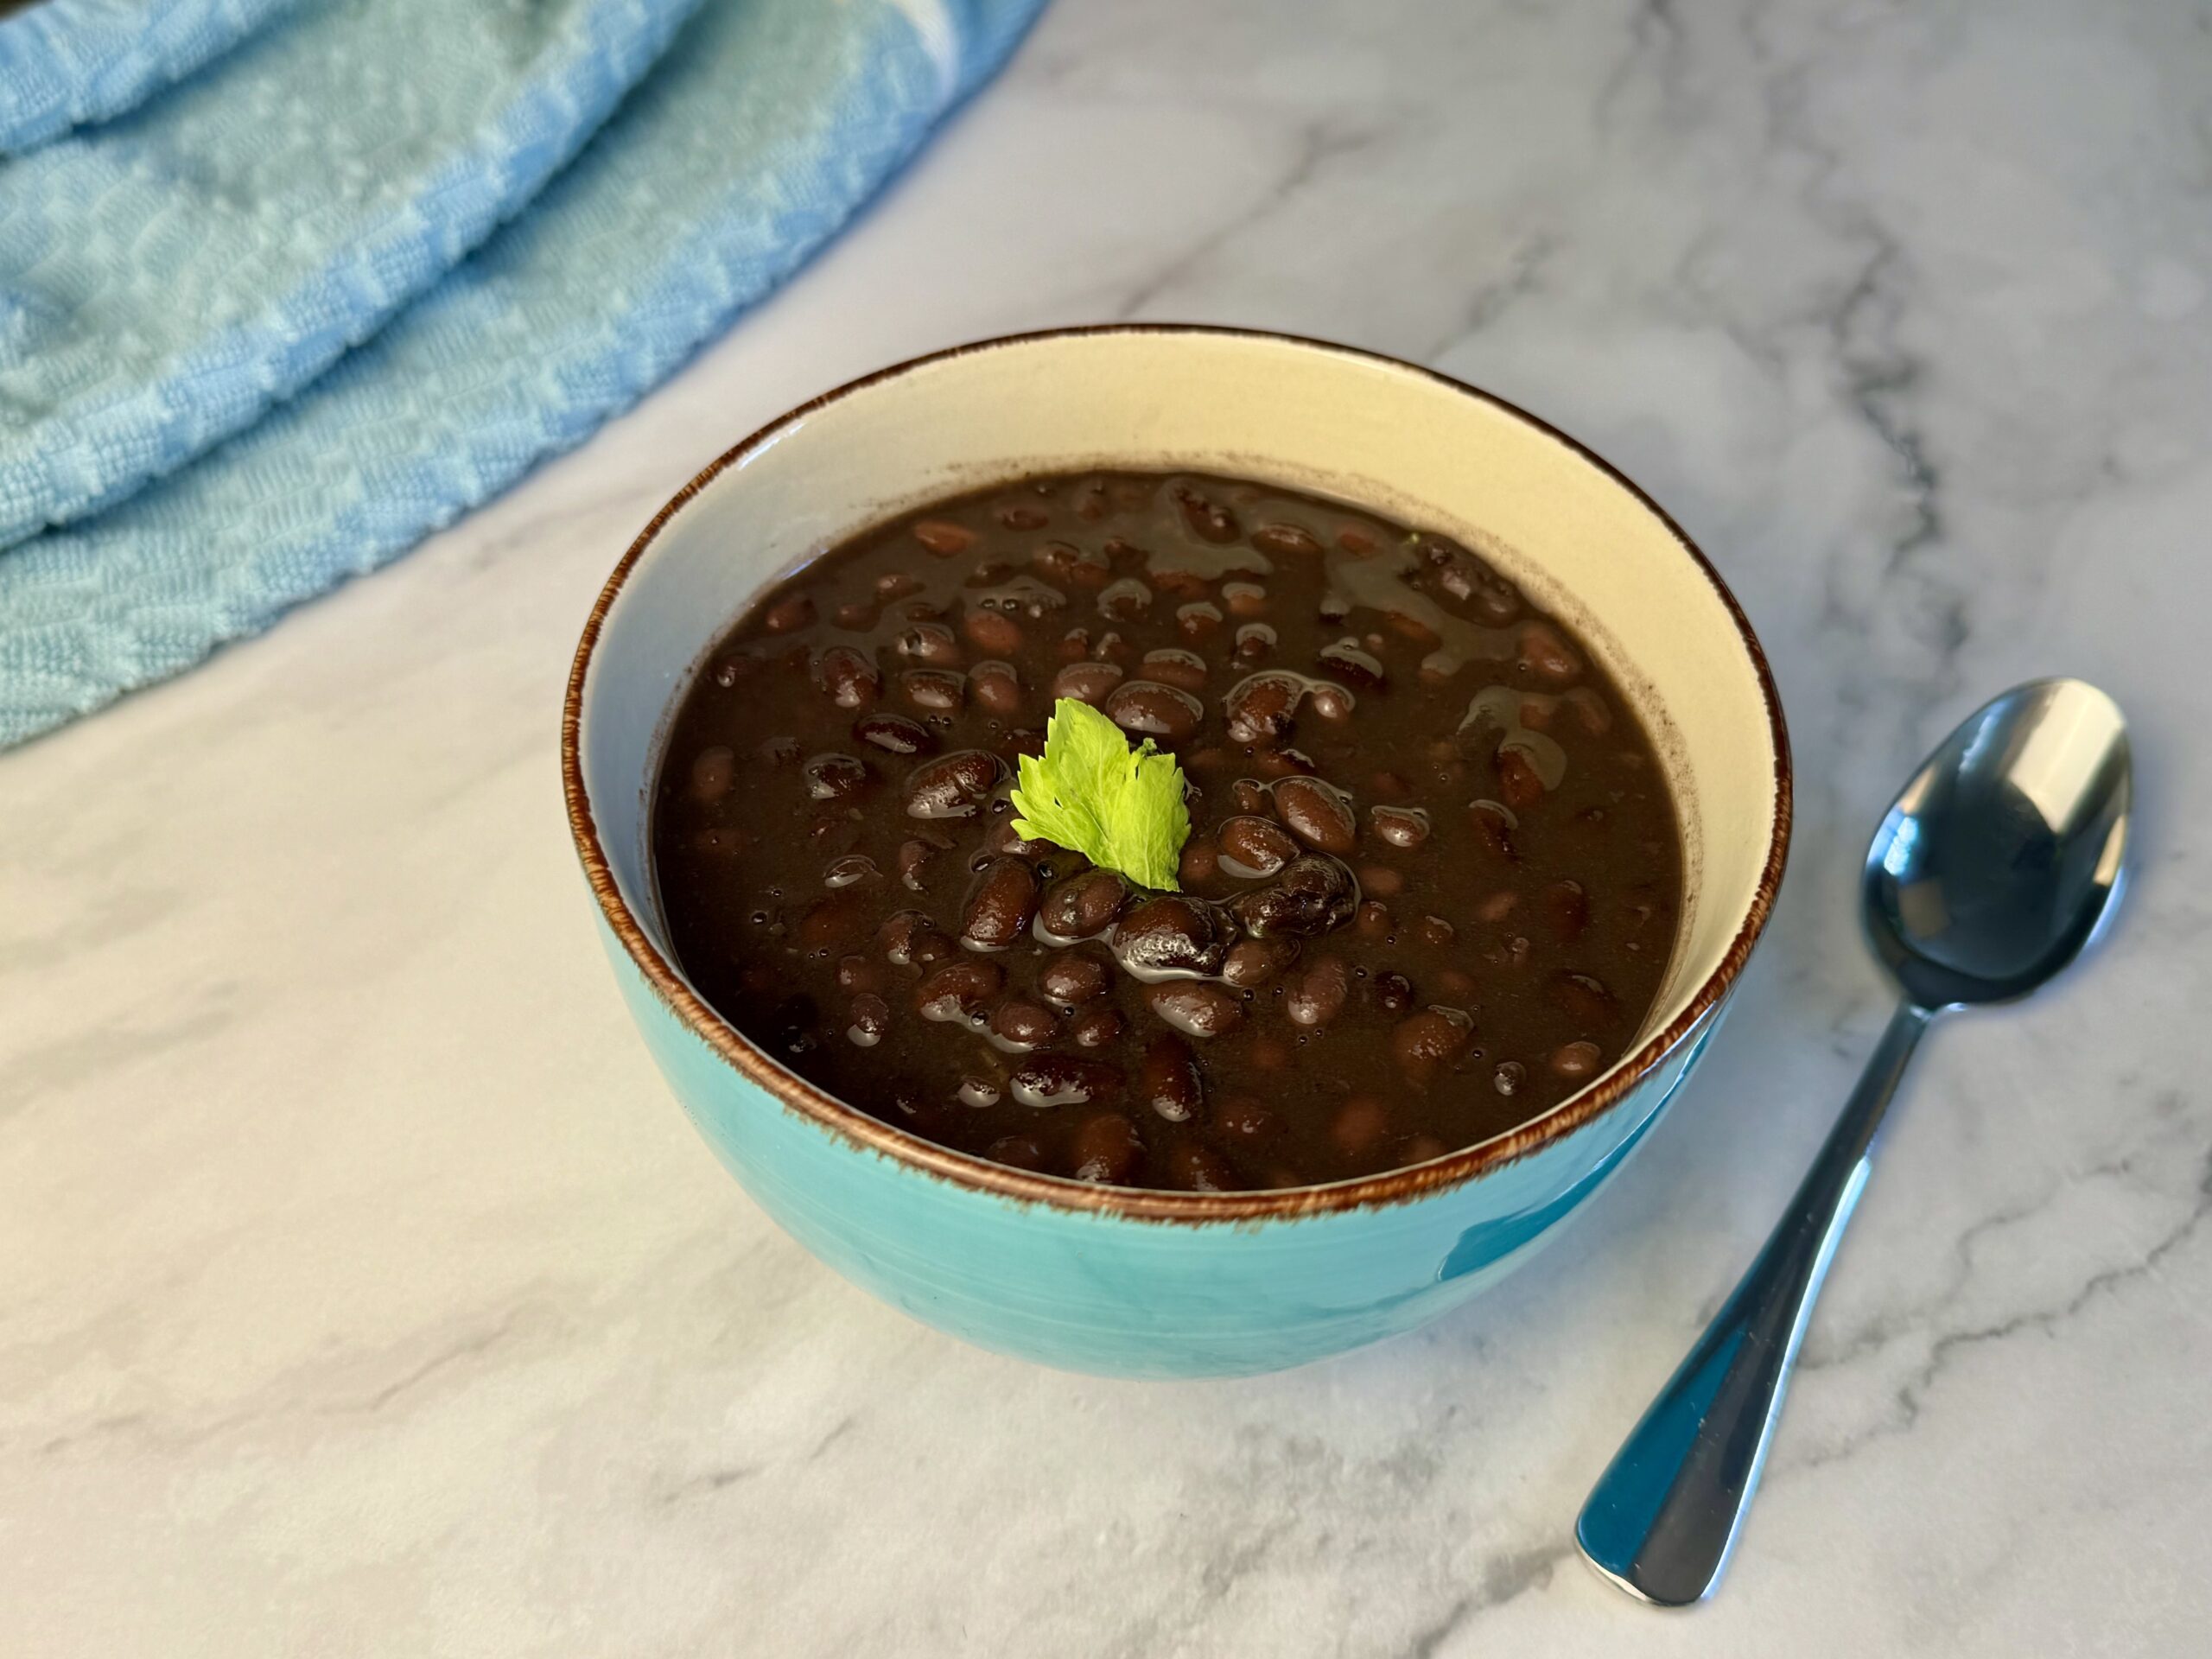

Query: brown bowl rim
[[560, 324, 1793, 1224]]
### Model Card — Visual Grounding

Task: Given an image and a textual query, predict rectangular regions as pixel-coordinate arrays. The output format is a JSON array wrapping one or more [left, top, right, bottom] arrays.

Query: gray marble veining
[[3, 1, 2208, 1652]]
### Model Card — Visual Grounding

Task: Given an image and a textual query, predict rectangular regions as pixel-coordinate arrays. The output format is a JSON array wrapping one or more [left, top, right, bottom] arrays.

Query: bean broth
[[652, 472, 1682, 1191]]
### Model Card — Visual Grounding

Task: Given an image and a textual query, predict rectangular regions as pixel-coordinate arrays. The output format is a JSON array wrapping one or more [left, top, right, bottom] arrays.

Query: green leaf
[[1010, 699, 1192, 890]]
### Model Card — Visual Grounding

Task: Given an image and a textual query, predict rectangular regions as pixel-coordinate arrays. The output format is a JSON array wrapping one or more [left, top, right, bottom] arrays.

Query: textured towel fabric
[[0, 0, 1046, 747], [0, 0, 300, 153], [0, 0, 702, 552]]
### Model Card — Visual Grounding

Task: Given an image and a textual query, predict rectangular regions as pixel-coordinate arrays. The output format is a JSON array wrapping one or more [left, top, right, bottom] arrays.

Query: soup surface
[[653, 471, 1682, 1190]]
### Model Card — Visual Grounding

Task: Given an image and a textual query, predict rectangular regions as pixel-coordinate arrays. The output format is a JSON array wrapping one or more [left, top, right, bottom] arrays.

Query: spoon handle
[[1575, 999, 1933, 1605]]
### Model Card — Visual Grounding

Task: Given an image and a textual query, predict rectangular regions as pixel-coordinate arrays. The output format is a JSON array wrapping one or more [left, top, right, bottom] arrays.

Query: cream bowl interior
[[579, 329, 1787, 1116]]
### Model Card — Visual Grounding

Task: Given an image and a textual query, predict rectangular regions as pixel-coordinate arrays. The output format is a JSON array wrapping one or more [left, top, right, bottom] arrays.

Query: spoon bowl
[[1865, 678, 2132, 1008]]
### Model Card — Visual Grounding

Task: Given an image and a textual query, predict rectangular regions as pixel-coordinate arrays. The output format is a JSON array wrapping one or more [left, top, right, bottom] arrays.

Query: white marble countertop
[[6, 2, 2209, 1652]]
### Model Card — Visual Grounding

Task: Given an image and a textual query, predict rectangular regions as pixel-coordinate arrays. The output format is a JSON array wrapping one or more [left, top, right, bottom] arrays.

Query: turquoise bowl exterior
[[597, 910, 1726, 1378], [563, 327, 1789, 1380]]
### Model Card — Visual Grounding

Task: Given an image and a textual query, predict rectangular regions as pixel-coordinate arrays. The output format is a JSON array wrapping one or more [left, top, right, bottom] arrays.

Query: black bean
[[1147, 982, 1244, 1039], [1541, 880, 1591, 940], [895, 620, 963, 665], [1173, 484, 1241, 543], [1096, 577, 1153, 620], [905, 749, 1005, 819], [970, 659, 1023, 716], [953, 1071, 1006, 1113], [1035, 542, 1106, 588], [1249, 523, 1321, 558], [763, 592, 815, 632], [1285, 956, 1350, 1027], [1221, 670, 1305, 744], [961, 607, 1021, 656], [1221, 936, 1299, 988], [989, 999, 1060, 1052], [1036, 868, 1130, 944], [1229, 855, 1360, 939], [1052, 660, 1123, 706], [1307, 682, 1354, 723], [900, 668, 967, 713], [909, 518, 976, 555], [1271, 776, 1357, 855], [1358, 863, 1404, 897], [1468, 798, 1519, 858], [1139, 1033, 1205, 1122], [1166, 1142, 1241, 1192], [1393, 1007, 1472, 1077], [1111, 895, 1238, 981], [1067, 1111, 1142, 1182], [1370, 804, 1428, 849], [1069, 1006, 1124, 1048], [1104, 680, 1204, 743], [1217, 816, 1299, 879], [1141, 648, 1207, 693], [1038, 950, 1110, 1006], [1331, 1095, 1391, 1159], [1497, 747, 1547, 810], [1560, 686, 1613, 734], [914, 958, 1003, 1020], [1009, 1055, 1122, 1109], [1553, 971, 1616, 1022], [893, 837, 944, 893], [855, 712, 936, 756], [822, 855, 880, 890], [1317, 638, 1386, 688], [812, 644, 880, 709], [801, 753, 868, 801], [1178, 601, 1224, 640], [836, 954, 885, 995], [878, 909, 949, 968], [1551, 1039, 1603, 1081], [959, 856, 1041, 951], [1372, 971, 1415, 1014], [1517, 620, 1582, 684], [1418, 534, 1522, 621], [846, 993, 890, 1047]]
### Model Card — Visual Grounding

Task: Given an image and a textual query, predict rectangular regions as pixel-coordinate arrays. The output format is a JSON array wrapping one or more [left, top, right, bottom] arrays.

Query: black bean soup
[[652, 472, 1682, 1192]]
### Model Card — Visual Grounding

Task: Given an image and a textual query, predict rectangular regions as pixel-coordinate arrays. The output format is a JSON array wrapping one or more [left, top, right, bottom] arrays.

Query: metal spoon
[[1575, 677, 2133, 1606]]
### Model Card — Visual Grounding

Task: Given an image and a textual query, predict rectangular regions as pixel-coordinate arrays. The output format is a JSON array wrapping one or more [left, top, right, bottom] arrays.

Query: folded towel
[[0, 0, 701, 552], [0, 0, 300, 152], [0, 0, 1045, 746]]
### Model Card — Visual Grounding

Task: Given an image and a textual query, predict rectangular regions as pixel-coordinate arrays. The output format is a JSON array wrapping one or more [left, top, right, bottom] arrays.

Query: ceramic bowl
[[563, 327, 1789, 1378]]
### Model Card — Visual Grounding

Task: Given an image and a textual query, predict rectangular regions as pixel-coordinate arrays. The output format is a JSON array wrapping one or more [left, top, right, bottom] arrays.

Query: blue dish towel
[[0, 0, 301, 152], [0, 0, 702, 550], [0, 0, 1046, 747]]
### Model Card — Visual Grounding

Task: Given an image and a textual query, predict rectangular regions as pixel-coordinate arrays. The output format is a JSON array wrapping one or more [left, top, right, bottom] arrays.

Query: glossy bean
[[1147, 982, 1245, 1039], [959, 856, 1041, 951]]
